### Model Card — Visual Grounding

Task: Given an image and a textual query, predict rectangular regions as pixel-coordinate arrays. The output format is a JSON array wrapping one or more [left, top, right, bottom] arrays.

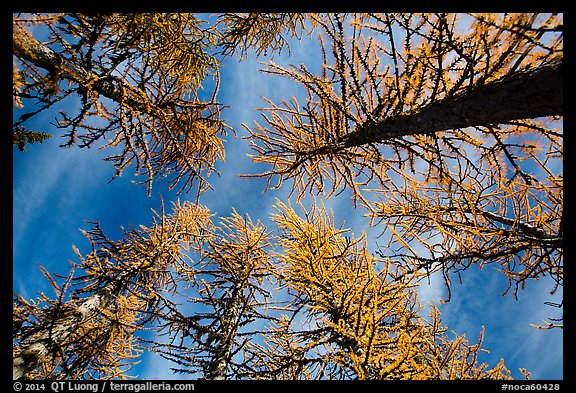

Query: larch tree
[[13, 200, 515, 380], [12, 12, 314, 196], [13, 13, 227, 196], [229, 201, 513, 380], [243, 13, 563, 326], [146, 209, 277, 380], [13, 200, 213, 379], [13, 12, 560, 381]]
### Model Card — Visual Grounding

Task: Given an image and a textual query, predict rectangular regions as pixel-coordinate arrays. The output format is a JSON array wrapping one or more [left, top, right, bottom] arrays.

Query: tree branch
[[13, 24, 156, 115]]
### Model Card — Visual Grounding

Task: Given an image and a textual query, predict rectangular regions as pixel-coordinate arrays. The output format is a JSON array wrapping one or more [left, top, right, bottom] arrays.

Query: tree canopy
[[13, 12, 563, 380], [243, 12, 562, 313]]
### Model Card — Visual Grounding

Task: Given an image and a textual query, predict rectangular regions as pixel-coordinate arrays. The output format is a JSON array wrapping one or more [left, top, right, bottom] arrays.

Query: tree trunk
[[13, 24, 153, 116], [205, 283, 245, 380], [344, 60, 563, 148], [13, 280, 121, 380]]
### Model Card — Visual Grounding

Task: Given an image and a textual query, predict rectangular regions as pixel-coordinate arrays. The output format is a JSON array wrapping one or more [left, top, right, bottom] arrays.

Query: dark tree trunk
[[344, 60, 563, 148]]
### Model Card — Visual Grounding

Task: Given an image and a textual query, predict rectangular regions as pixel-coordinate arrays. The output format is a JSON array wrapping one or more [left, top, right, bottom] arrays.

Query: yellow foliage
[[244, 13, 563, 221], [13, 13, 227, 197], [13, 200, 213, 379], [269, 199, 511, 379]]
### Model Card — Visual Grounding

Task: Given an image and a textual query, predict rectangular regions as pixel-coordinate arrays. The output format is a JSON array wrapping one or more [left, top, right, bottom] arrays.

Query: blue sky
[[12, 15, 562, 380]]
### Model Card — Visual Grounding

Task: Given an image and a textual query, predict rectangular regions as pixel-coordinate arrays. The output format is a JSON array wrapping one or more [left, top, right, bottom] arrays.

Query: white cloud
[[13, 135, 110, 295], [416, 271, 447, 306], [13, 15, 563, 381], [432, 265, 563, 379]]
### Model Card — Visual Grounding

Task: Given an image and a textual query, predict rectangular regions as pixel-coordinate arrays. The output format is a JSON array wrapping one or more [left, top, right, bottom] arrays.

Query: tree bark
[[344, 60, 563, 148], [205, 283, 244, 380], [13, 280, 121, 380], [13, 24, 153, 116]]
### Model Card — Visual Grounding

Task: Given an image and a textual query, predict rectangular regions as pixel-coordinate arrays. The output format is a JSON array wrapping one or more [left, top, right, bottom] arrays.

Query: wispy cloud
[[13, 134, 112, 295], [13, 16, 562, 381], [434, 265, 562, 379]]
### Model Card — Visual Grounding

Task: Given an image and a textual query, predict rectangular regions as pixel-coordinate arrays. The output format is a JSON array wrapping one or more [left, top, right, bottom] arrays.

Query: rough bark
[[205, 283, 244, 380], [13, 24, 154, 116], [344, 60, 563, 148], [13, 280, 121, 380]]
